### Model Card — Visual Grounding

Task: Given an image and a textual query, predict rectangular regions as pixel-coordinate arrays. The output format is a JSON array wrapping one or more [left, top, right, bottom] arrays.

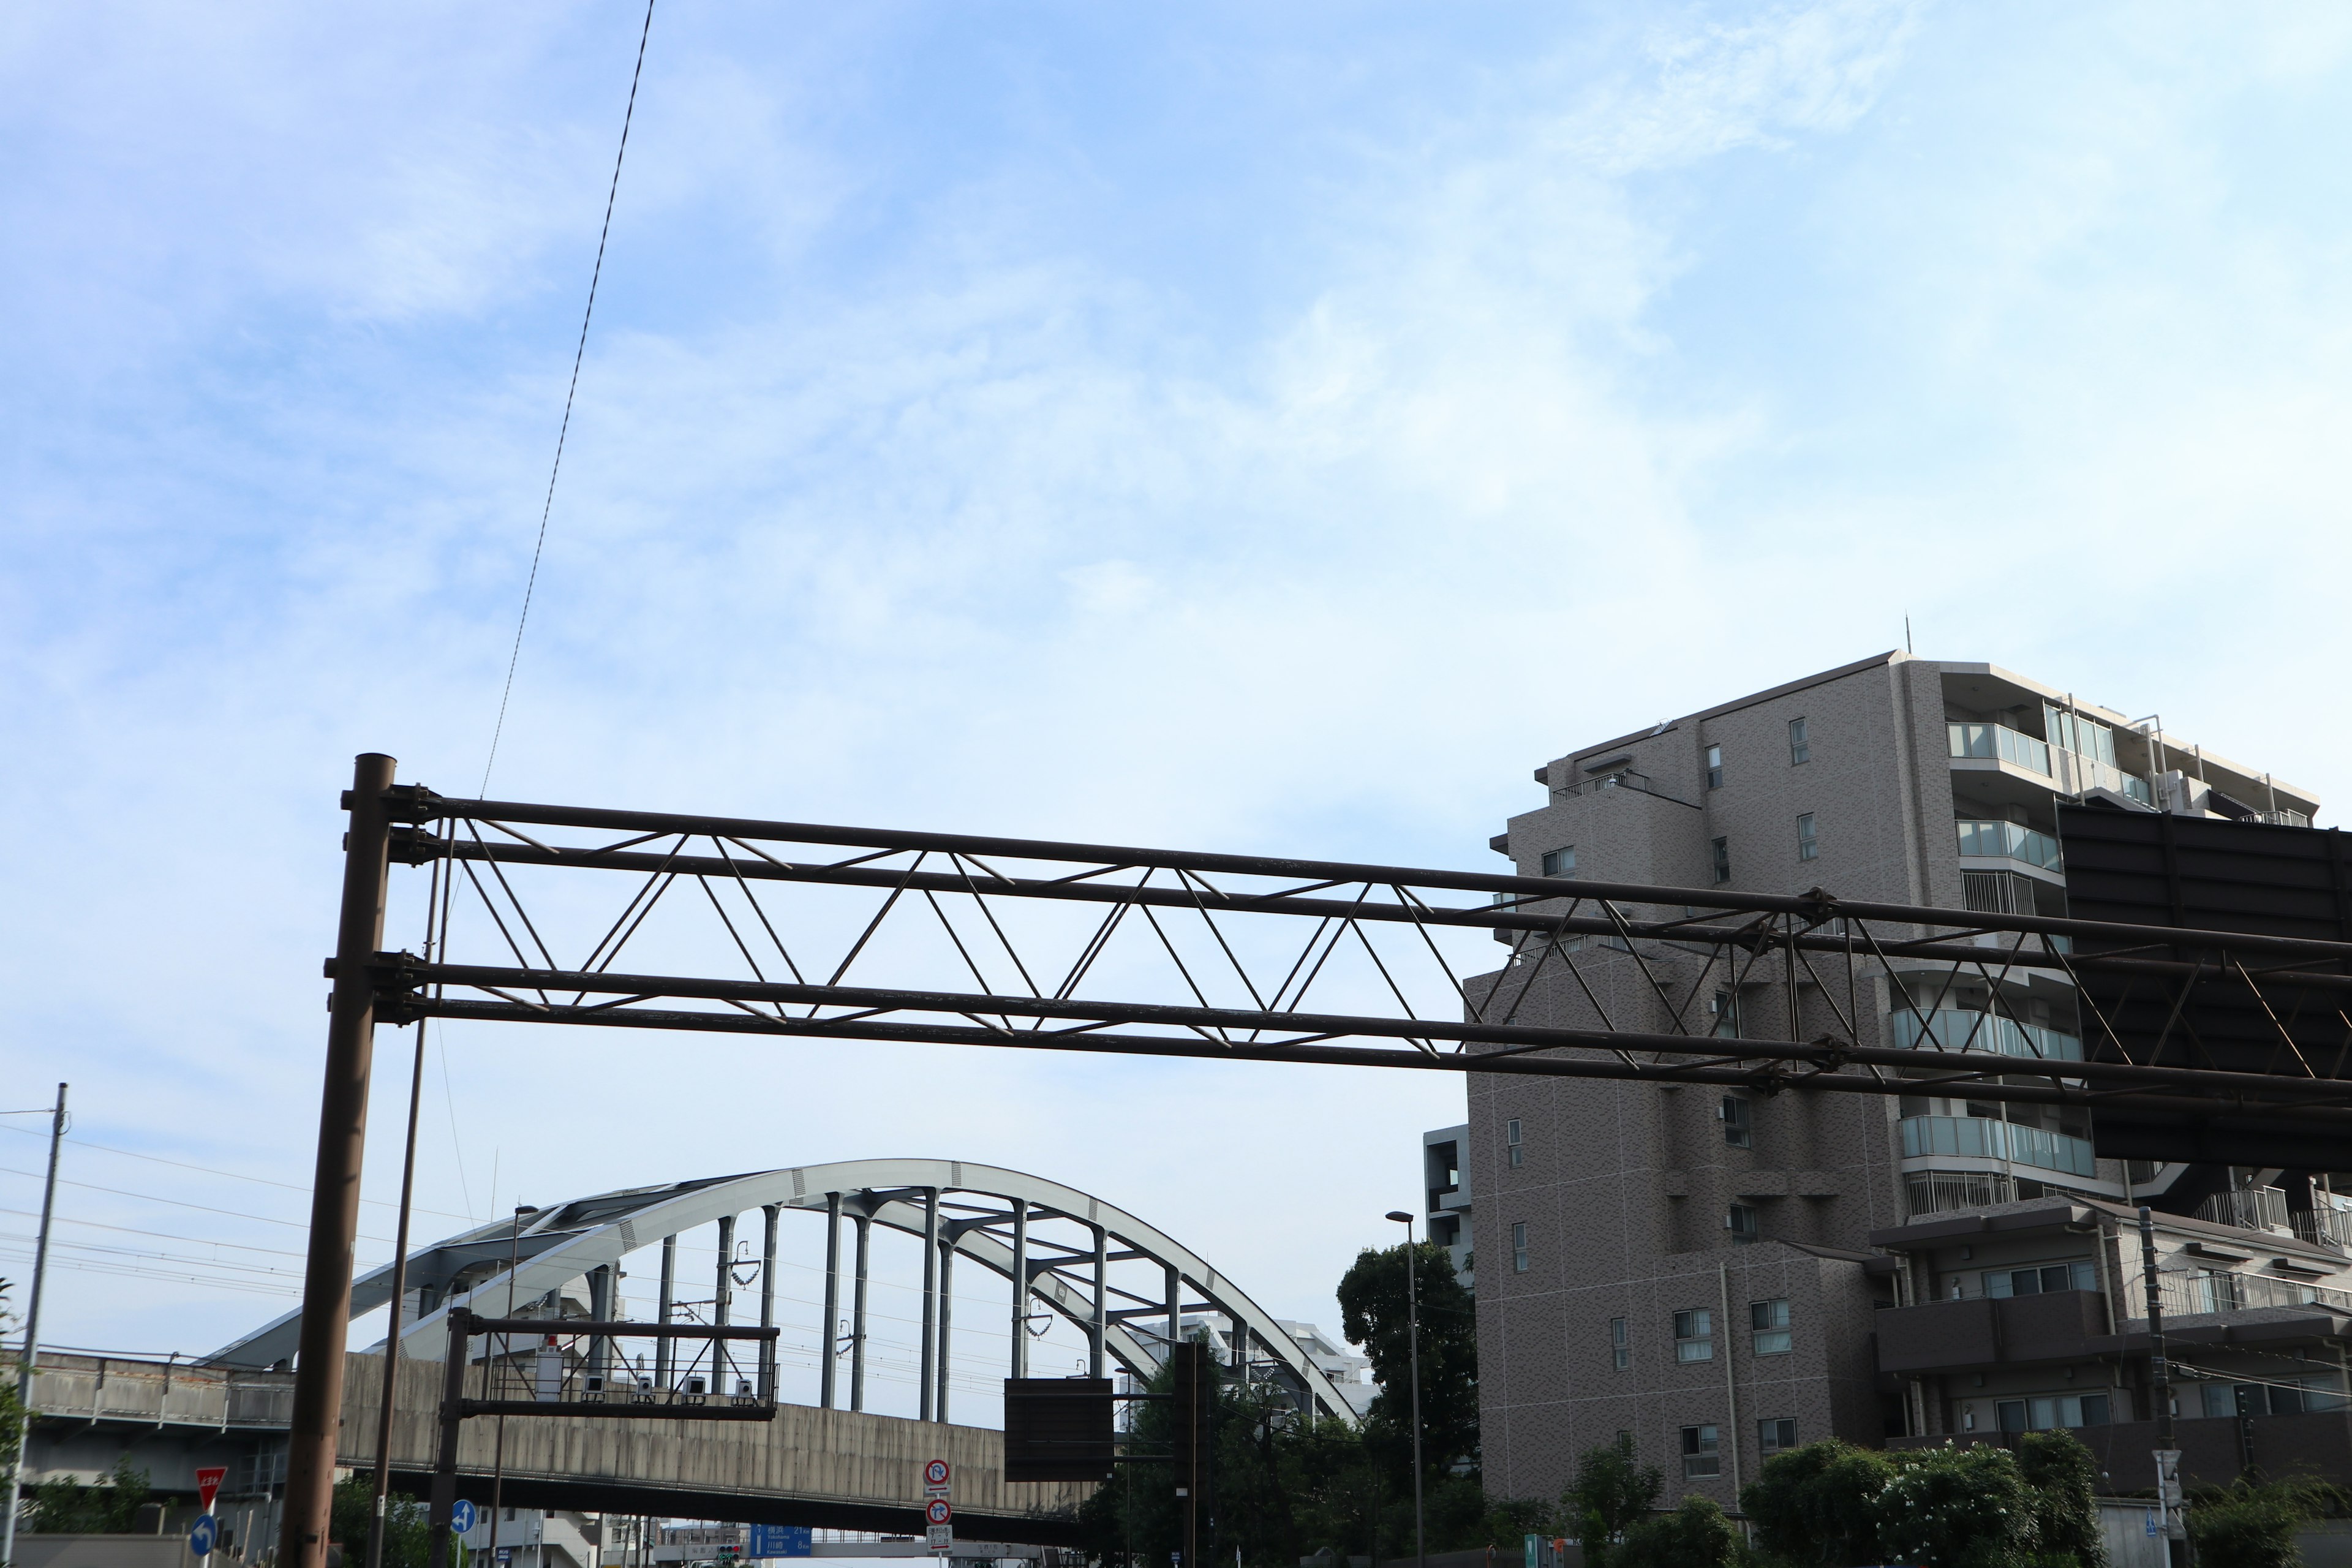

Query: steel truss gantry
[[275, 755, 2352, 1568]]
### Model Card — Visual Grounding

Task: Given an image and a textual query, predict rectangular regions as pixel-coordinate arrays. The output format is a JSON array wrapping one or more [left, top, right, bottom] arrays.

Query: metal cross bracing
[[277, 756, 2352, 1568], [354, 780, 2352, 1133]]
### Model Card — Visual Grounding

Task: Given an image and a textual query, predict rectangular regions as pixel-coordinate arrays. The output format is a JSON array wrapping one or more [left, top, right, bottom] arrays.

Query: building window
[[1789, 718, 1809, 765], [1999, 1393, 2113, 1431], [1673, 1308, 1713, 1362], [1705, 745, 1724, 790], [1758, 1416, 1798, 1455], [1506, 1118, 1523, 1168], [1610, 1317, 1630, 1370], [1727, 1204, 1759, 1245], [1751, 1298, 1791, 1354], [1680, 1425, 1721, 1479], [1711, 837, 1731, 883], [1512, 1221, 1529, 1273], [1711, 990, 1740, 1039], [1796, 813, 1818, 862], [1541, 845, 1575, 878], [1720, 1096, 1752, 1147], [1985, 1262, 2097, 1298]]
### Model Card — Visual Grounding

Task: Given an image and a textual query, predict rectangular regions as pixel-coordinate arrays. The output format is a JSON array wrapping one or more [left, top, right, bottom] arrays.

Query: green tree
[[2185, 1479, 2337, 1568], [23, 1455, 151, 1534], [1336, 1241, 1479, 1476], [2016, 1431, 2105, 1568], [1875, 1446, 2040, 1568], [1741, 1440, 1895, 1568], [1566, 1436, 1663, 1565], [1611, 1496, 1743, 1568], [330, 1473, 431, 1568]]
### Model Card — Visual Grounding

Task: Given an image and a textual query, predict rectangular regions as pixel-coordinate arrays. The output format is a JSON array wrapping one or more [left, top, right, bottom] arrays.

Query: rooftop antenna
[[1904, 616, 1914, 655]]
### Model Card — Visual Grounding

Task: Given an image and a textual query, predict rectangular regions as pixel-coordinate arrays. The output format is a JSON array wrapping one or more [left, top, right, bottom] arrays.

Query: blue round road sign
[[450, 1501, 478, 1536], [189, 1515, 219, 1558]]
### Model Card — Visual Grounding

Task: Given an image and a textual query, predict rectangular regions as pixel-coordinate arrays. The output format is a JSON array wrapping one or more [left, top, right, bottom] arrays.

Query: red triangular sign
[[195, 1468, 227, 1513]]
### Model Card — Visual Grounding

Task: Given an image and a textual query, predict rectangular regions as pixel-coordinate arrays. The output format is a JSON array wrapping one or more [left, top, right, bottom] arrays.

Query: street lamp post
[[1385, 1210, 1425, 1568]]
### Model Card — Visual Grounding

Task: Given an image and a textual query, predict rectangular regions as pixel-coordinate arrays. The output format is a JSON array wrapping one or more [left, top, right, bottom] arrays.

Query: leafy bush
[[1875, 1445, 2040, 1568], [1611, 1496, 1744, 1568], [2186, 1479, 2336, 1568], [1740, 1439, 1894, 1568], [330, 1473, 431, 1568], [1568, 1435, 1664, 1565], [23, 1455, 151, 1534], [2015, 1431, 2104, 1568]]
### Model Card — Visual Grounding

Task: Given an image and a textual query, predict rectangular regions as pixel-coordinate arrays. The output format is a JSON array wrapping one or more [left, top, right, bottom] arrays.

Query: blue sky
[[7, 1, 2352, 1395]]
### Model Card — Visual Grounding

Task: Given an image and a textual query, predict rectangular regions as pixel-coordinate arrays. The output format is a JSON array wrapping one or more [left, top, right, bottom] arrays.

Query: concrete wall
[[337, 1352, 1091, 1525], [7, 1539, 197, 1568]]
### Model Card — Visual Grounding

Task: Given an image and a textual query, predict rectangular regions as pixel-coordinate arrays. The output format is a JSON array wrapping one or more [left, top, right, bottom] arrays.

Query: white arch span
[[208, 1158, 1354, 1422]]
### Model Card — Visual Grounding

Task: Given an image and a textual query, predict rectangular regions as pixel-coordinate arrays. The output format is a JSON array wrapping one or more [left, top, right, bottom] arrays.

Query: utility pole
[[1, 1082, 67, 1568], [285, 754, 399, 1568], [2139, 1207, 2185, 1568], [1386, 1211, 1425, 1568]]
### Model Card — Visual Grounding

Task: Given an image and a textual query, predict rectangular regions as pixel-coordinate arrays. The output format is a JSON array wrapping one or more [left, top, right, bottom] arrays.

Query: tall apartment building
[[1467, 652, 2334, 1507]]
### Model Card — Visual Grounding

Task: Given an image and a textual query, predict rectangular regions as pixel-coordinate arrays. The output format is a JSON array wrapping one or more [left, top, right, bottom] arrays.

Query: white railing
[[2294, 1208, 2352, 1250], [1904, 1170, 2015, 1219], [2150, 1268, 2352, 1319], [2196, 1185, 2291, 1234]]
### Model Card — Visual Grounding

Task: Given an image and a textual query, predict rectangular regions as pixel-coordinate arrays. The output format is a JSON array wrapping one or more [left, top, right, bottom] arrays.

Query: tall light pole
[[1385, 1210, 1424, 1568]]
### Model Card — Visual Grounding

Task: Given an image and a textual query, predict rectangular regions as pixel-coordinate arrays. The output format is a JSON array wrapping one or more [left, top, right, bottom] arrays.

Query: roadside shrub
[[1875, 1444, 2040, 1568], [1568, 1434, 1664, 1566], [1741, 1439, 1894, 1568], [1611, 1495, 1744, 1568], [2186, 1479, 2335, 1568], [2015, 1430, 2105, 1568]]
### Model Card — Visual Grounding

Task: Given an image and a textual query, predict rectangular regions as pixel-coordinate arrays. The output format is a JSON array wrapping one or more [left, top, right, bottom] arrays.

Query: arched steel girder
[[205, 1158, 1353, 1420]]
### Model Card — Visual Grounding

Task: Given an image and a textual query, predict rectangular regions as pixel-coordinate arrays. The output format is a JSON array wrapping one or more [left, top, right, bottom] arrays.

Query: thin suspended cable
[[480, 0, 658, 793]]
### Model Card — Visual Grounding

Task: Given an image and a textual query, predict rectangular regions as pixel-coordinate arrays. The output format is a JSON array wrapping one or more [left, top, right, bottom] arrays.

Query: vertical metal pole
[[285, 753, 398, 1568], [1, 1081, 66, 1568], [850, 1217, 870, 1413], [488, 1208, 524, 1567], [366, 1003, 433, 1568], [1405, 1223, 1425, 1568], [655, 1237, 676, 1388], [937, 1238, 954, 1425], [1090, 1226, 1107, 1380], [1009, 1205, 1028, 1381], [817, 1200, 837, 1409], [761, 1205, 781, 1404], [919, 1189, 940, 1421], [586, 1268, 612, 1388], [427, 1308, 473, 1568]]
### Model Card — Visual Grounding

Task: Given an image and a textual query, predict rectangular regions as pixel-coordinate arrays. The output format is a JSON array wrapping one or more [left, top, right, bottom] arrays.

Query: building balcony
[[1890, 1007, 2082, 1061], [1877, 1289, 2109, 1374], [1891, 1412, 2352, 1490], [1949, 722, 2153, 804], [1956, 818, 2064, 872], [1901, 1114, 2097, 1178], [2196, 1185, 2291, 1235]]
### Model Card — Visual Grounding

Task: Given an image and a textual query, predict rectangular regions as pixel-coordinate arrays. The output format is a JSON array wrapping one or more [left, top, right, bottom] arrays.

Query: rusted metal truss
[[342, 783, 2352, 1140]]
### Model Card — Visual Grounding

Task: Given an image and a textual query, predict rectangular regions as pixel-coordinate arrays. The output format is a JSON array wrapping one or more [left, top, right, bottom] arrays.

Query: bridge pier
[[1088, 1226, 1106, 1379], [760, 1204, 779, 1402], [817, 1197, 838, 1409], [850, 1211, 870, 1412], [1009, 1206, 1028, 1379], [655, 1235, 676, 1388], [918, 1188, 939, 1420], [937, 1238, 954, 1422]]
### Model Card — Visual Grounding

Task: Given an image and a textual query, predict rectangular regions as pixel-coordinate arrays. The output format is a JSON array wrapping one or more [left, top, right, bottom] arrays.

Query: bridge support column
[[918, 1188, 940, 1420], [763, 1203, 783, 1404], [937, 1238, 954, 1423], [655, 1235, 676, 1388], [1009, 1205, 1028, 1379], [819, 1196, 839, 1409], [1164, 1263, 1180, 1359], [851, 1214, 870, 1412], [586, 1266, 612, 1387], [1090, 1224, 1107, 1379], [714, 1213, 735, 1392]]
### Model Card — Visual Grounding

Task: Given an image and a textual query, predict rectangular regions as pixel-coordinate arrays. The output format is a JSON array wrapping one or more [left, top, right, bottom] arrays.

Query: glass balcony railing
[[1956, 819, 2063, 870], [1900, 1114, 2098, 1177], [1950, 722, 2050, 774], [1889, 1008, 2083, 1061], [1948, 722, 2151, 803]]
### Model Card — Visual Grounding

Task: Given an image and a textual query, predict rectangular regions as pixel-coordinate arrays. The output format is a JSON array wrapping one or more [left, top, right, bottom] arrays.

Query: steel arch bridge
[[209, 1158, 1355, 1423]]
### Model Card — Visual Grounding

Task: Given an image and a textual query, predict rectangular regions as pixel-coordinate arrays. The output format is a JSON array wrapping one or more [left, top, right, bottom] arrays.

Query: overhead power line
[[480, 0, 658, 793]]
